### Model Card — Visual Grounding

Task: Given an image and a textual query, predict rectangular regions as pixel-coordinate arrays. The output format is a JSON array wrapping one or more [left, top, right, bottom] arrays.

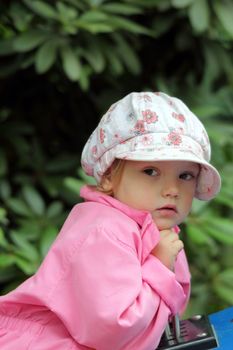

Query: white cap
[[81, 92, 221, 200]]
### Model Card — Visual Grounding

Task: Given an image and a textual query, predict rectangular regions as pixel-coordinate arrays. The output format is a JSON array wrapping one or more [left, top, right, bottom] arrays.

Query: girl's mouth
[[156, 205, 177, 217]]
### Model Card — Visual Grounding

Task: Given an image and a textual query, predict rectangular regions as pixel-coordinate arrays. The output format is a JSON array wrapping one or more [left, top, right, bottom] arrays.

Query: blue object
[[209, 307, 233, 349]]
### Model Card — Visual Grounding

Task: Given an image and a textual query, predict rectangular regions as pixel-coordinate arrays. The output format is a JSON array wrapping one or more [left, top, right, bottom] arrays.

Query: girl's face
[[104, 160, 199, 230]]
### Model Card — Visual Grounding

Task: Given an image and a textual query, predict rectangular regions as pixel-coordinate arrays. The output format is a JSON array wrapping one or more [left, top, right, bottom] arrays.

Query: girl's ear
[[101, 176, 113, 192]]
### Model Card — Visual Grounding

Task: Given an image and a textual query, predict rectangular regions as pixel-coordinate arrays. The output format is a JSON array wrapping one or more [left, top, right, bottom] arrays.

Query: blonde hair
[[96, 159, 125, 196]]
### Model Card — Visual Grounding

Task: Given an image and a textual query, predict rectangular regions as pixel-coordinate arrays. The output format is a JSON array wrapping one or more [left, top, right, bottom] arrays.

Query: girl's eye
[[143, 168, 158, 177], [180, 172, 195, 180]]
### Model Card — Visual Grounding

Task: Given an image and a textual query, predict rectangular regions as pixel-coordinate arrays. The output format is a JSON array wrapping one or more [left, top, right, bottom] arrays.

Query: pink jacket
[[0, 185, 190, 350]]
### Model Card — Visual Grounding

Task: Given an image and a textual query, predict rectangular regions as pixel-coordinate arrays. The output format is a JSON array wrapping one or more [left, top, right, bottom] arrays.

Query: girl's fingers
[[174, 239, 184, 252]]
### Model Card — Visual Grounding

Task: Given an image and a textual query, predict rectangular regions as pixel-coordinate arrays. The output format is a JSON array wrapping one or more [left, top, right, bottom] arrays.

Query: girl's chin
[[152, 218, 179, 230]]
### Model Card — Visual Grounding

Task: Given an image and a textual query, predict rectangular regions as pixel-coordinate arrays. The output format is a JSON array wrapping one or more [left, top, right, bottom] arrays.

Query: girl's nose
[[161, 180, 179, 198]]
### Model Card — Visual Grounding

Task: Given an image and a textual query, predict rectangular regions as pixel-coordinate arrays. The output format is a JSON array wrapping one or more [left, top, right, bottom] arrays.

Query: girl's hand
[[151, 229, 184, 271]]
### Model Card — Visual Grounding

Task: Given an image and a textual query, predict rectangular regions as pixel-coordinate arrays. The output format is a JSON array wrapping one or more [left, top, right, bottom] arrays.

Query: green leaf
[[171, 0, 194, 8], [190, 198, 209, 215], [13, 30, 48, 52], [62, 0, 86, 11], [102, 3, 142, 15], [188, 0, 209, 33], [79, 65, 91, 91], [56, 1, 78, 20], [204, 217, 233, 245], [0, 255, 16, 268], [83, 41, 105, 73], [14, 256, 38, 275], [64, 177, 84, 195], [214, 269, 233, 304], [0, 180, 11, 201], [77, 22, 113, 33], [11, 231, 40, 262], [23, 0, 58, 19], [213, 0, 233, 37], [186, 225, 212, 245], [214, 285, 233, 304], [60, 44, 81, 81], [40, 226, 57, 257], [77, 167, 96, 185], [78, 10, 108, 22], [76, 11, 114, 33], [113, 35, 141, 75], [105, 49, 124, 75], [15, 222, 40, 240], [22, 185, 45, 216], [0, 228, 9, 248], [35, 39, 58, 73], [199, 44, 224, 90], [215, 191, 233, 209], [7, 198, 32, 217], [88, 0, 105, 6], [109, 15, 152, 35], [46, 201, 63, 219], [9, 2, 33, 31]]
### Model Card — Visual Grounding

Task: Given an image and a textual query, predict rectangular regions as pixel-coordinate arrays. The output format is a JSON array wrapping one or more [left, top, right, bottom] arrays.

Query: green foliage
[[0, 0, 152, 87], [0, 0, 233, 316]]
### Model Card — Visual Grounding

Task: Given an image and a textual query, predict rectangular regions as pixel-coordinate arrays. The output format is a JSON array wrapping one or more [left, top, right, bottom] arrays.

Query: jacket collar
[[80, 185, 151, 228], [80, 185, 179, 263]]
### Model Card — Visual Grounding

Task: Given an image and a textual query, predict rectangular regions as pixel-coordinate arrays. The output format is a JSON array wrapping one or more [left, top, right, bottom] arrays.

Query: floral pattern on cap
[[81, 92, 221, 201]]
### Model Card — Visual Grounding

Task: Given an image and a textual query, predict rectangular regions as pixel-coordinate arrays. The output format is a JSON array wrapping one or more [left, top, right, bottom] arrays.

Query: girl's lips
[[156, 205, 178, 217], [157, 204, 177, 212]]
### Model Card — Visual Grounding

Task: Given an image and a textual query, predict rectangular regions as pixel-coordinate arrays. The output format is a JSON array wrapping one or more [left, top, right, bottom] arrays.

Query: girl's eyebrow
[[140, 164, 159, 170], [182, 166, 200, 175], [142, 164, 158, 168], [131, 161, 157, 168], [140, 161, 159, 166]]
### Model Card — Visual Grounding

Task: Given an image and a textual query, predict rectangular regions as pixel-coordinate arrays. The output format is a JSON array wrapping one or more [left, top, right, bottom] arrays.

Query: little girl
[[0, 92, 221, 349]]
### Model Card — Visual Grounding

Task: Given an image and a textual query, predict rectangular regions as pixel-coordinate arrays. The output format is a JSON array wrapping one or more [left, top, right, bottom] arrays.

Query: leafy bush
[[0, 0, 233, 316]]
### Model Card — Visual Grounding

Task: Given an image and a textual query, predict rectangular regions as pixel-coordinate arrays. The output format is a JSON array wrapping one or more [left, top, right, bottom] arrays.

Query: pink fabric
[[0, 185, 190, 349]]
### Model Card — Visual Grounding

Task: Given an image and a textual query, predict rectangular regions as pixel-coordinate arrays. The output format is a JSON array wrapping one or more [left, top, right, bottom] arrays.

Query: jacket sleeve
[[49, 225, 189, 350]]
